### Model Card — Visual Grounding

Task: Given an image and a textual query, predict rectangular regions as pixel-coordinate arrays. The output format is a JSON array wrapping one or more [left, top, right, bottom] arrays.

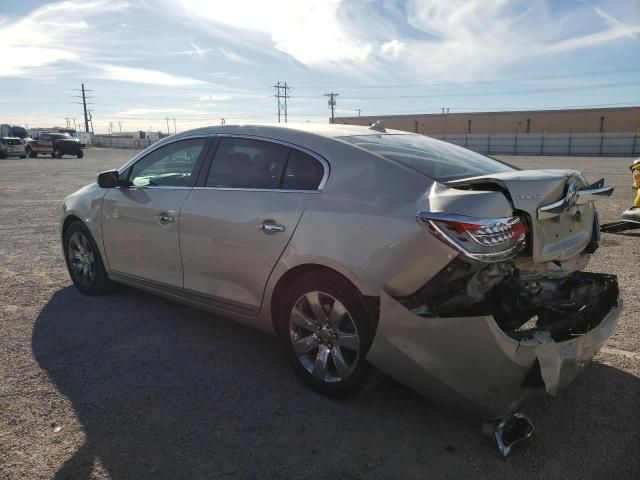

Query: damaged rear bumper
[[366, 274, 621, 420]]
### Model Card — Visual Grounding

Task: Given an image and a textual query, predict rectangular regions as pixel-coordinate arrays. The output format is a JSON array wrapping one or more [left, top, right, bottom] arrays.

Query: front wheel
[[63, 221, 114, 295], [279, 271, 375, 397], [26, 147, 36, 158], [76, 150, 84, 158], [54, 149, 63, 158]]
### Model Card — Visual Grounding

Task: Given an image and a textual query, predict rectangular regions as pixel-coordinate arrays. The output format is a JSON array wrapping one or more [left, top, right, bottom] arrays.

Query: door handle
[[158, 213, 175, 225], [258, 221, 285, 234]]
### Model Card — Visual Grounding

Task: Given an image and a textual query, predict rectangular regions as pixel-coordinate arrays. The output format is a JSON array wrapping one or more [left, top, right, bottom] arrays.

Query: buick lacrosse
[[61, 123, 620, 426]]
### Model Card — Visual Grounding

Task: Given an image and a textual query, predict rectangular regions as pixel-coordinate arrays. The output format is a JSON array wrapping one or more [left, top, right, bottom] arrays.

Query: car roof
[[170, 123, 413, 140]]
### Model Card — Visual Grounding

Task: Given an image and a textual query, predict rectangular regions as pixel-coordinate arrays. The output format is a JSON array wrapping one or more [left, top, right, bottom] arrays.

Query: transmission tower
[[273, 81, 291, 123], [324, 93, 339, 123]]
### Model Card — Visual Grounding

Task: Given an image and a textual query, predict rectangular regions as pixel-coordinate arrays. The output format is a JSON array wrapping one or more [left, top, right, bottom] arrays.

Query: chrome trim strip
[[109, 271, 259, 315], [538, 184, 614, 219], [192, 187, 321, 194], [575, 185, 614, 203]]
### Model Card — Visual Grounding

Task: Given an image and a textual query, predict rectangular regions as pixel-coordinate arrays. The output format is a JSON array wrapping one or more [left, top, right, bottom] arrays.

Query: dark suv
[[25, 132, 84, 158]]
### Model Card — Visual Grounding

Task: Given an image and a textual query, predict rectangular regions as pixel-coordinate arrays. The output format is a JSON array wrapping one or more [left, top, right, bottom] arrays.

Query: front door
[[180, 136, 327, 315], [101, 137, 209, 287]]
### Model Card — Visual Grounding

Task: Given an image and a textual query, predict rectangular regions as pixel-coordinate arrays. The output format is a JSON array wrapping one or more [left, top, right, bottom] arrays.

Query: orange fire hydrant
[[632, 158, 640, 208]]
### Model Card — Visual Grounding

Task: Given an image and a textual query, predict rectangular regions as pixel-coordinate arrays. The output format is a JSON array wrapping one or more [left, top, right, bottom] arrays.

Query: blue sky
[[0, 0, 639, 133]]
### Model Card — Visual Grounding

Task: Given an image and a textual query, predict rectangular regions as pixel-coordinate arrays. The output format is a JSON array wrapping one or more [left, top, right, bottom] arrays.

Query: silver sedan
[[61, 123, 620, 424]]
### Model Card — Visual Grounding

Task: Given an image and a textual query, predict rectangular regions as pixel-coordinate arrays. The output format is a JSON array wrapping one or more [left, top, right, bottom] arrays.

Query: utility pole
[[73, 118, 77, 131], [220, 117, 226, 125], [357, 109, 361, 117], [324, 93, 338, 123], [166, 118, 171, 135], [173, 118, 176, 134], [73, 84, 93, 132], [81, 84, 89, 132], [273, 81, 291, 123], [109, 122, 113, 135], [65, 118, 70, 128], [118, 121, 122, 133]]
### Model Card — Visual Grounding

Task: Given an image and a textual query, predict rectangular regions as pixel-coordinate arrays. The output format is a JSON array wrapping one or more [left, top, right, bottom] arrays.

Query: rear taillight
[[417, 211, 527, 263]]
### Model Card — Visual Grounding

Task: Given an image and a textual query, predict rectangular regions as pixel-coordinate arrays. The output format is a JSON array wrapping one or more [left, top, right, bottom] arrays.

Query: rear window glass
[[339, 134, 515, 182]]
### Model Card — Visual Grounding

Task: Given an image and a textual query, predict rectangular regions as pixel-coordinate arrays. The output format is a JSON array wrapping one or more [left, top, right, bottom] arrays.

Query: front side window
[[339, 134, 515, 182], [128, 138, 206, 187], [206, 138, 289, 189]]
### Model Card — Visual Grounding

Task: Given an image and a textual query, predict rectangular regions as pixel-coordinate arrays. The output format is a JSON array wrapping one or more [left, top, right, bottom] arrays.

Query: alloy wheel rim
[[68, 231, 96, 287], [289, 291, 360, 383]]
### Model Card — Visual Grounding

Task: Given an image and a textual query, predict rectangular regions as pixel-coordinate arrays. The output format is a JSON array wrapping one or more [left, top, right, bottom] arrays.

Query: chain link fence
[[430, 132, 640, 156]]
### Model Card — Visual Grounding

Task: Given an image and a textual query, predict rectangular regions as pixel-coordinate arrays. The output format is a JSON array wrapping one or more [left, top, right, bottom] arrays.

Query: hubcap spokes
[[289, 291, 360, 383], [69, 232, 95, 286]]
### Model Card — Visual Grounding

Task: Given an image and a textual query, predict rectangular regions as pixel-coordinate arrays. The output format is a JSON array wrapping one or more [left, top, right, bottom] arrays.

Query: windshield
[[6, 139, 21, 145], [339, 134, 515, 182]]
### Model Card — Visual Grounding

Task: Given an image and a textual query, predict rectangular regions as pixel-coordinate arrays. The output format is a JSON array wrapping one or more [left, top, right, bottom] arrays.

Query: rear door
[[101, 137, 210, 287], [179, 136, 328, 315]]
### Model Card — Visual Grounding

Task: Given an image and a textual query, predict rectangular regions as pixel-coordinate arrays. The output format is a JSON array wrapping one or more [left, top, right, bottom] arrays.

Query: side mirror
[[97, 170, 120, 188]]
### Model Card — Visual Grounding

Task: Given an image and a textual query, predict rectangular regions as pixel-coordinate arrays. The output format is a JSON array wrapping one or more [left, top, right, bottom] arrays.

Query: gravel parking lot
[[1, 149, 638, 479]]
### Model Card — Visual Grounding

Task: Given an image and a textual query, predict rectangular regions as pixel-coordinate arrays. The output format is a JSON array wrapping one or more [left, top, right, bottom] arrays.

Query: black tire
[[20, 155, 26, 159], [50, 153, 55, 158], [278, 270, 375, 398], [76, 150, 84, 159], [0, 153, 5, 159], [26, 147, 36, 158], [54, 149, 63, 158], [63, 221, 114, 295]]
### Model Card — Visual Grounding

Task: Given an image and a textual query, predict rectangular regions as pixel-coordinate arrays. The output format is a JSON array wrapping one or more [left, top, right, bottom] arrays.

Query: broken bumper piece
[[366, 277, 621, 420]]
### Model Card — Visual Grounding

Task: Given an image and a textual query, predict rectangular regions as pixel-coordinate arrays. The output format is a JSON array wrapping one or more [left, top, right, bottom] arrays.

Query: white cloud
[[380, 40, 405, 59], [217, 47, 255, 65], [167, 0, 373, 66], [93, 64, 209, 86], [198, 94, 232, 101], [164, 0, 640, 80], [0, 0, 129, 77]]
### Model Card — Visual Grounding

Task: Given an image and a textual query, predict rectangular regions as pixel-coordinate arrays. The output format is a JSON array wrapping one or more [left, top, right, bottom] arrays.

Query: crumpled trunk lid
[[446, 169, 611, 263]]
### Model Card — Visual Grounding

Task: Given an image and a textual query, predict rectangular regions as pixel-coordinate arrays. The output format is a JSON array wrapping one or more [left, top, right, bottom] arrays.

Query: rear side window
[[207, 138, 289, 189], [282, 149, 324, 190], [339, 134, 515, 182], [206, 138, 325, 191]]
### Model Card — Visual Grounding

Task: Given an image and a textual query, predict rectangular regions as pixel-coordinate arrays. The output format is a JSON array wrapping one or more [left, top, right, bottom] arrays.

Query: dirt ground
[[0, 149, 638, 479]]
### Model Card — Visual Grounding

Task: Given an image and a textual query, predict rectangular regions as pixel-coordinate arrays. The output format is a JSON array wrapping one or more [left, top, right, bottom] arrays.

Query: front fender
[[61, 183, 108, 266]]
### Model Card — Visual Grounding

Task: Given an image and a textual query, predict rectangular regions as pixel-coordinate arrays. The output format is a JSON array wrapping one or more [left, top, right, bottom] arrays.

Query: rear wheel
[[54, 149, 63, 158], [279, 271, 375, 397], [63, 221, 114, 295]]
